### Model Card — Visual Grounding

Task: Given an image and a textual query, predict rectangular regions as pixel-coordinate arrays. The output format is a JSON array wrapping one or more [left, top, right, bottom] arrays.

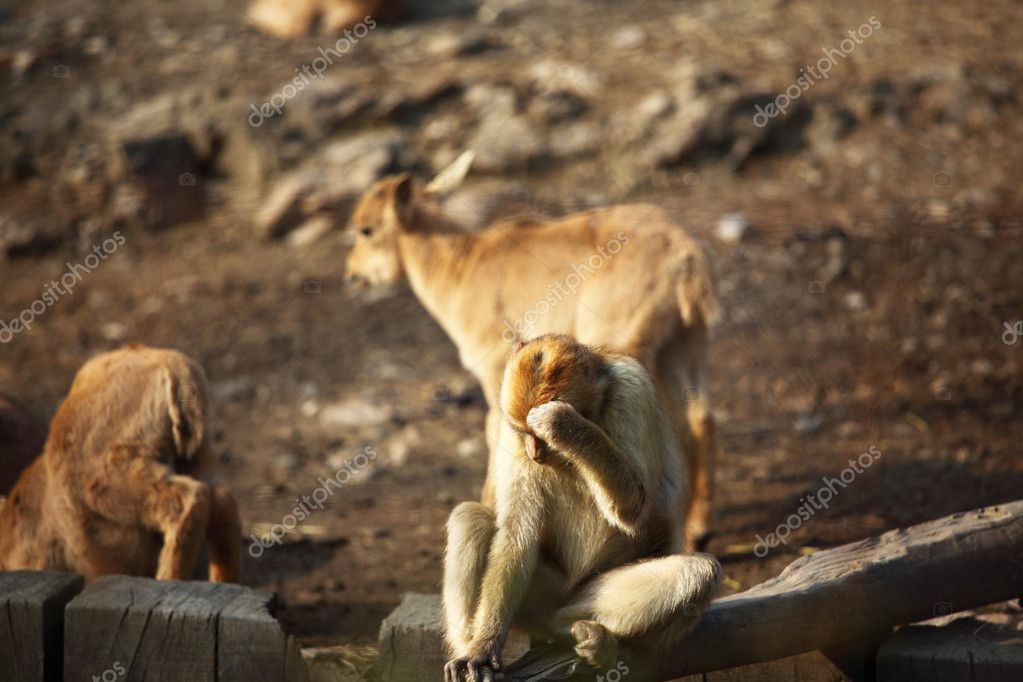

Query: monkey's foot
[[570, 620, 619, 670], [444, 649, 502, 682]]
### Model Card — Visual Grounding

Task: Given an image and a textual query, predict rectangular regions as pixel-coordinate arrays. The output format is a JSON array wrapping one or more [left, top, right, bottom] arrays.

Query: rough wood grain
[[63, 576, 308, 682], [654, 501, 1023, 679], [0, 571, 83, 682], [378, 593, 449, 682], [877, 618, 1023, 681]]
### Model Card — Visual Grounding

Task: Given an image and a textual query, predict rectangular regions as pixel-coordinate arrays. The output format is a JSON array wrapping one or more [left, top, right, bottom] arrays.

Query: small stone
[[100, 322, 127, 341], [793, 411, 824, 435], [273, 453, 299, 471], [611, 25, 645, 50], [320, 398, 391, 428], [211, 378, 256, 403], [286, 215, 334, 248], [843, 291, 867, 311], [300, 399, 320, 418], [715, 214, 749, 244], [456, 438, 485, 459]]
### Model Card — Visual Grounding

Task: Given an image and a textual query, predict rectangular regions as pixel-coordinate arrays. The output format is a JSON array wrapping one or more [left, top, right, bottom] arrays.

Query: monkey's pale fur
[[346, 162, 718, 548], [442, 335, 721, 681], [0, 345, 241, 584]]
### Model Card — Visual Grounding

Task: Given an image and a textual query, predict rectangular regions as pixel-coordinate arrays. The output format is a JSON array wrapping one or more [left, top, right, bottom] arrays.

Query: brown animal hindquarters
[[0, 346, 241, 584]]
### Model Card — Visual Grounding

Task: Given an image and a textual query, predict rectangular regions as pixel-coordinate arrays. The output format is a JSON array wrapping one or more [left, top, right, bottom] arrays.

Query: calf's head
[[344, 150, 475, 287]]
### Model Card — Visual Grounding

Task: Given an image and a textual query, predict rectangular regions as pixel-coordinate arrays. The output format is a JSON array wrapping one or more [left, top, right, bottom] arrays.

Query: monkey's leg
[[443, 501, 496, 656], [206, 483, 242, 583], [78, 445, 211, 580], [550, 553, 722, 669]]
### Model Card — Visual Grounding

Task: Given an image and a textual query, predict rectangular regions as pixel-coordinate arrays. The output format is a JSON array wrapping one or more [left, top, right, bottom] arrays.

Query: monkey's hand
[[444, 640, 502, 682], [527, 400, 580, 453]]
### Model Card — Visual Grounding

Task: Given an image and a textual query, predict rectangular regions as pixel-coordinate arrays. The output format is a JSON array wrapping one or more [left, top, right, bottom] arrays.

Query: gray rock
[[0, 212, 64, 259], [211, 378, 257, 403], [257, 129, 399, 239], [320, 398, 392, 429], [642, 67, 810, 169], [715, 213, 750, 244], [470, 114, 546, 172]]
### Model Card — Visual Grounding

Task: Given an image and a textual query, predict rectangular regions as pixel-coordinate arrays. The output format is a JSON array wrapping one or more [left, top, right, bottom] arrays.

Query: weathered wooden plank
[[0, 571, 83, 682], [376, 596, 853, 682], [64, 576, 308, 682], [652, 501, 1023, 679], [877, 618, 1023, 682], [218, 588, 309, 682], [378, 593, 449, 682]]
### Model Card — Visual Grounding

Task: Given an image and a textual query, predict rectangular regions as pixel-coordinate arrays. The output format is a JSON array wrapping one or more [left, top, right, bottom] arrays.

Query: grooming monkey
[[443, 335, 721, 681]]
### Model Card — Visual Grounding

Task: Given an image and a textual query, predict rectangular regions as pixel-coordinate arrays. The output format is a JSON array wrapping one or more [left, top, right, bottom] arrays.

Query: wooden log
[[876, 617, 1023, 681], [653, 500, 1023, 679], [63, 576, 308, 682], [0, 571, 83, 682], [378, 593, 449, 682]]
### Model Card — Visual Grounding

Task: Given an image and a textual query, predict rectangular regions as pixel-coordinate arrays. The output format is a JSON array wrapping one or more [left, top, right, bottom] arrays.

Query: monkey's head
[[500, 335, 609, 462]]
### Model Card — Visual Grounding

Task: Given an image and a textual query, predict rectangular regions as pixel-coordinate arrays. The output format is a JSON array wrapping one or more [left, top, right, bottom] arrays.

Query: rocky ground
[[2, 0, 1022, 674]]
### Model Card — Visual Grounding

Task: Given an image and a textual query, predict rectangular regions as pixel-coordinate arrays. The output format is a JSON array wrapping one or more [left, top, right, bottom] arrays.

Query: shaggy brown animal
[[0, 345, 241, 583]]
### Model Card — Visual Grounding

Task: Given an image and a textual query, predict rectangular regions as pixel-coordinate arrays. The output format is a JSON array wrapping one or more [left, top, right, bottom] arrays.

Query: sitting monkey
[[443, 334, 721, 681]]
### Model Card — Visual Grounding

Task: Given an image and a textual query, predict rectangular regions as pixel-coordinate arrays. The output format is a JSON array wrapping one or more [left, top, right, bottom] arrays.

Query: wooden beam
[[63, 576, 308, 682], [0, 571, 83, 682], [378, 593, 449, 682], [877, 617, 1023, 681], [503, 501, 1023, 680]]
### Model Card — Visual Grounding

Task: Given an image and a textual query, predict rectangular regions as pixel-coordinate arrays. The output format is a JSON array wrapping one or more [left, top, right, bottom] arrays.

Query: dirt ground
[[1, 0, 1021, 664]]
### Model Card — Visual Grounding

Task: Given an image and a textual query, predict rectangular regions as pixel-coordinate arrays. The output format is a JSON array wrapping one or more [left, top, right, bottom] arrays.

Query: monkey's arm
[[447, 476, 543, 681], [528, 401, 646, 533]]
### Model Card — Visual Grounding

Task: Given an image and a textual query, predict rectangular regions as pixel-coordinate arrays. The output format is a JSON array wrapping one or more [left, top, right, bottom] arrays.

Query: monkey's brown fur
[[0, 345, 241, 584], [442, 335, 721, 681]]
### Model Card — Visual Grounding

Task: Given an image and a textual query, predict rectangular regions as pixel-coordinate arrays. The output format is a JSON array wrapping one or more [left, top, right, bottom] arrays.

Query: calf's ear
[[423, 150, 475, 196]]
